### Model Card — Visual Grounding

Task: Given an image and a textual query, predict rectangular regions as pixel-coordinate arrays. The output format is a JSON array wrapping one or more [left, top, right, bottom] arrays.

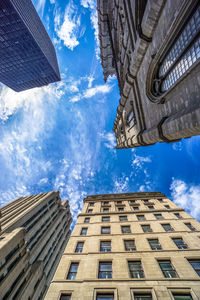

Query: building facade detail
[[97, 0, 200, 148], [0, 0, 60, 92], [46, 192, 200, 300], [0, 191, 72, 300]]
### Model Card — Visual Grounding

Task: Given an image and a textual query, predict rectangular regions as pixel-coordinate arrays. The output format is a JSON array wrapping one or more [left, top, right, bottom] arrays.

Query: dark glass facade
[[0, 0, 60, 92]]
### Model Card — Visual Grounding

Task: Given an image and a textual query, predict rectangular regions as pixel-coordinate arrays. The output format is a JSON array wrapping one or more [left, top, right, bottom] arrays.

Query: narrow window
[[124, 240, 136, 251], [148, 239, 162, 250], [80, 228, 87, 236], [119, 215, 128, 221], [162, 223, 174, 232], [75, 242, 84, 253], [132, 206, 139, 211], [102, 216, 110, 222], [154, 214, 163, 220], [158, 260, 178, 278], [151, 4, 200, 95], [188, 259, 200, 276], [67, 263, 79, 280], [89, 202, 94, 206], [127, 110, 135, 127], [87, 209, 93, 214], [60, 295, 71, 300], [100, 241, 111, 252], [117, 201, 122, 204], [98, 262, 112, 279], [141, 225, 152, 232], [118, 207, 124, 211], [174, 213, 182, 219], [84, 217, 90, 223], [128, 261, 144, 278], [102, 208, 109, 212], [172, 238, 188, 249], [148, 205, 154, 210], [165, 205, 170, 209], [103, 201, 109, 205], [97, 294, 114, 300], [137, 215, 145, 221], [101, 227, 110, 234], [129, 200, 135, 204], [134, 294, 152, 300], [172, 294, 192, 300], [185, 223, 196, 231], [121, 225, 131, 234]]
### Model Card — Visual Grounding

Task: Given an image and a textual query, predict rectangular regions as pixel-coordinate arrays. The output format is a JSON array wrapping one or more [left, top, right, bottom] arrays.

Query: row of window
[[87, 204, 172, 213], [84, 212, 183, 223], [88, 199, 165, 207], [60, 293, 194, 300], [66, 259, 200, 280], [80, 222, 196, 235], [74, 237, 189, 253]]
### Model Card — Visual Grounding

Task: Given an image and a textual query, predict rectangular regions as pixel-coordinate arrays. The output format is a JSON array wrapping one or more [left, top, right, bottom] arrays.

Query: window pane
[[188, 260, 200, 276], [60, 295, 71, 300], [172, 238, 188, 249], [75, 242, 84, 253], [137, 215, 145, 220], [134, 294, 152, 300], [162, 224, 173, 232], [124, 240, 136, 251], [173, 294, 192, 300], [128, 261, 144, 278], [98, 262, 112, 279], [102, 217, 110, 222], [97, 295, 114, 300], [101, 227, 110, 234], [81, 228, 87, 235], [148, 239, 162, 250], [142, 225, 152, 232], [119, 216, 128, 221], [122, 226, 131, 233], [158, 260, 178, 278], [67, 263, 79, 280], [84, 218, 90, 223], [100, 241, 111, 252], [155, 214, 163, 219]]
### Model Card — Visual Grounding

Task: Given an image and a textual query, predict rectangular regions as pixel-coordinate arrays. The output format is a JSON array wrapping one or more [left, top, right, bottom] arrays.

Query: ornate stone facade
[[45, 192, 200, 300], [97, 0, 200, 148]]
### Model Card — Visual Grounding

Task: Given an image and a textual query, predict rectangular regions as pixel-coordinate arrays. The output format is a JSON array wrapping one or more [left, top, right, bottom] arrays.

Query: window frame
[[101, 226, 111, 234], [75, 242, 84, 253], [102, 216, 110, 222], [100, 240, 111, 252], [141, 224, 152, 233], [128, 260, 145, 279], [121, 225, 131, 234], [172, 237, 188, 249], [84, 217, 90, 223], [80, 228, 88, 236], [124, 239, 136, 251], [98, 261, 112, 279], [67, 262, 79, 280], [148, 239, 162, 250], [158, 260, 178, 278], [119, 215, 128, 222]]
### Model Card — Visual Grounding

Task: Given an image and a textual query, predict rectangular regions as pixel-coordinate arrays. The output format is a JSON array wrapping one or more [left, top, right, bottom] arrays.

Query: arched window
[[152, 4, 200, 97]]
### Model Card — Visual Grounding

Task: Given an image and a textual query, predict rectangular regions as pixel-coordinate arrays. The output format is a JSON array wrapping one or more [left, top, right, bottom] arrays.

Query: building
[[0, 0, 60, 92], [97, 0, 200, 148], [45, 191, 200, 300], [0, 191, 72, 300]]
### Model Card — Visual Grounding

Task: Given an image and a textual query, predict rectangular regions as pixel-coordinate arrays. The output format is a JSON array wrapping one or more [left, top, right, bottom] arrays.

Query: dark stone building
[[0, 0, 60, 92], [97, 0, 200, 148]]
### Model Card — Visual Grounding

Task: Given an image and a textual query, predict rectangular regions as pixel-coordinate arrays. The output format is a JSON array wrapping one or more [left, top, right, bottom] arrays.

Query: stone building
[[0, 191, 72, 300], [0, 0, 60, 92], [97, 0, 200, 148], [45, 191, 200, 300]]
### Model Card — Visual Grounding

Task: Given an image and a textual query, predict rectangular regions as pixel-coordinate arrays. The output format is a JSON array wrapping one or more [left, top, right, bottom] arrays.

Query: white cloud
[[39, 177, 48, 185], [36, 0, 46, 17], [99, 131, 116, 150], [54, 1, 81, 50], [170, 179, 200, 220], [113, 175, 129, 193], [132, 154, 151, 169]]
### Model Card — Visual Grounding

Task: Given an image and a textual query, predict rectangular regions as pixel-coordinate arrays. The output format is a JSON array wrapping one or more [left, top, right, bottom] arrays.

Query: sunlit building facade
[[97, 0, 200, 148], [0, 0, 60, 92], [0, 191, 72, 300], [46, 192, 200, 300]]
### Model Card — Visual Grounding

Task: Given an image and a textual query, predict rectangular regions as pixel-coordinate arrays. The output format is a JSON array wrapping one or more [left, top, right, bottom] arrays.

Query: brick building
[[0, 191, 72, 300], [45, 192, 200, 300], [97, 0, 200, 148]]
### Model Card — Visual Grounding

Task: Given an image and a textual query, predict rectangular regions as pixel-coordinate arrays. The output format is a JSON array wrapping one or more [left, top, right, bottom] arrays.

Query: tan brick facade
[[0, 191, 72, 300], [45, 192, 200, 300]]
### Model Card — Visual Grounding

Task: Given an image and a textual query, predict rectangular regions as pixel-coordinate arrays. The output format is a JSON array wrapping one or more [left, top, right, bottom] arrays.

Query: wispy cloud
[[54, 1, 81, 50], [170, 178, 200, 220], [36, 0, 46, 17], [99, 131, 116, 150]]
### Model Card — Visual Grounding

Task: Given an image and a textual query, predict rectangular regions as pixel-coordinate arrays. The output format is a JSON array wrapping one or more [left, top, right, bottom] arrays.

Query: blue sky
[[0, 0, 200, 223]]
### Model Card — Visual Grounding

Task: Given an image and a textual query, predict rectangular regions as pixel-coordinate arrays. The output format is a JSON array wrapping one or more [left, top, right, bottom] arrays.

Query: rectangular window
[[172, 238, 188, 249], [84, 217, 90, 223], [102, 208, 109, 212], [117, 201, 122, 204], [75, 242, 84, 253], [87, 209, 93, 214], [174, 213, 182, 219], [124, 240, 136, 251], [134, 294, 152, 300], [129, 200, 135, 204], [137, 215, 145, 221], [121, 225, 131, 233], [103, 201, 109, 205], [154, 214, 163, 220], [133, 206, 139, 211], [141, 225, 152, 232], [148, 239, 162, 250], [60, 295, 71, 300], [118, 207, 124, 211], [148, 206, 154, 210], [119, 215, 127, 221], [67, 263, 79, 280], [89, 202, 94, 206], [158, 260, 178, 278], [100, 241, 111, 252], [128, 261, 144, 278], [102, 216, 110, 222], [101, 227, 110, 234], [185, 223, 196, 231], [162, 224, 174, 232], [172, 294, 192, 300], [188, 260, 200, 276], [98, 262, 112, 279], [97, 294, 114, 300], [143, 200, 149, 203], [80, 228, 87, 235], [165, 205, 170, 209]]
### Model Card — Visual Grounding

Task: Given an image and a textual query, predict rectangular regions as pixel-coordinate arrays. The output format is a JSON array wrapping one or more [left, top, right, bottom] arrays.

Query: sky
[[0, 0, 200, 224]]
